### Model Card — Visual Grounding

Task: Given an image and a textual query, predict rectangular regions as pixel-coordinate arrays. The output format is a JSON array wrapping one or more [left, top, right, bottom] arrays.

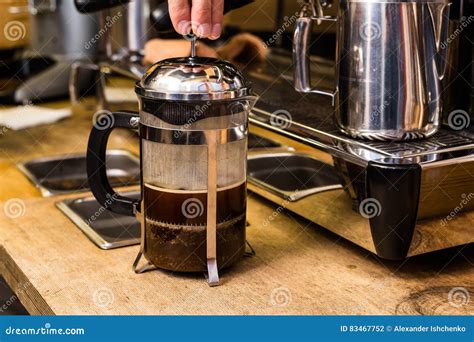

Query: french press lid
[[135, 57, 253, 101]]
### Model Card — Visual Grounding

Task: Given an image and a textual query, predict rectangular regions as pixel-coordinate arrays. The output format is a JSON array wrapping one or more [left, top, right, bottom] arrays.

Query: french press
[[86, 37, 257, 286]]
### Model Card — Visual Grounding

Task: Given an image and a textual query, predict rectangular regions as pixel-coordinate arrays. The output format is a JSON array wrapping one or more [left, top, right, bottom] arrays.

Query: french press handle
[[86, 111, 140, 216], [293, 1, 338, 105]]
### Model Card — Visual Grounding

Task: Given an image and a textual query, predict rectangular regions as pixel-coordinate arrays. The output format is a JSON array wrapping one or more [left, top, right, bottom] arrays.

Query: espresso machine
[[246, 0, 474, 260], [69, 0, 158, 109], [0, 0, 100, 104]]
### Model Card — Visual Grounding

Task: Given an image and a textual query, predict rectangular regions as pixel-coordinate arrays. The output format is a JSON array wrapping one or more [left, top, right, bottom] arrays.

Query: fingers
[[169, 0, 224, 39], [210, 0, 224, 40], [191, 0, 212, 38], [169, 0, 191, 35]]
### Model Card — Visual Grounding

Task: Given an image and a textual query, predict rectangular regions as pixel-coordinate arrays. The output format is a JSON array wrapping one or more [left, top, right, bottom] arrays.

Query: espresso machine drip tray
[[359, 131, 474, 157], [247, 58, 474, 164]]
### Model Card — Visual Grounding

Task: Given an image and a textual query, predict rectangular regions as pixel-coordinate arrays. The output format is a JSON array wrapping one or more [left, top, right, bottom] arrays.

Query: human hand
[[168, 0, 224, 39]]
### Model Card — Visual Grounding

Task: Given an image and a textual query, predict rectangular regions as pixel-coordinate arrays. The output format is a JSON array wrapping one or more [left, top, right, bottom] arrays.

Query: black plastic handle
[[151, 0, 255, 33], [87, 111, 140, 216], [74, 0, 130, 13]]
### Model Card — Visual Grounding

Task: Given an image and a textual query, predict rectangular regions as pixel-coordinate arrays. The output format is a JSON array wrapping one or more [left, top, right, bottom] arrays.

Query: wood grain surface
[[0, 100, 472, 315], [0, 194, 472, 315]]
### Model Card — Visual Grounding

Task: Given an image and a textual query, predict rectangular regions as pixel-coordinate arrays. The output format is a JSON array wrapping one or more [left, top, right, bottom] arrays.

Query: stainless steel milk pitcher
[[294, 0, 451, 141]]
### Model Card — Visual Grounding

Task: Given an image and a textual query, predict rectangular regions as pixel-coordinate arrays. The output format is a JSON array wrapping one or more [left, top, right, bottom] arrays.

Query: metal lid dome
[[135, 57, 252, 101]]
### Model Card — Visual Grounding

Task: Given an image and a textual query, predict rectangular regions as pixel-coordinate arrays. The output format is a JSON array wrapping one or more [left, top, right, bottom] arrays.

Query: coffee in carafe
[[143, 182, 247, 272]]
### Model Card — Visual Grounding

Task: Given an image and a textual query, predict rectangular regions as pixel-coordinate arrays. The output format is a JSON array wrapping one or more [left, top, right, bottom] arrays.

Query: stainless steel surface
[[69, 60, 143, 111], [29, 0, 100, 59], [132, 201, 156, 274], [206, 259, 219, 287], [190, 35, 197, 58], [248, 133, 282, 149], [248, 152, 343, 201], [293, 14, 338, 104], [69, 61, 102, 108], [29, 0, 57, 13], [124, 0, 151, 54], [206, 130, 220, 286], [248, 167, 474, 258], [247, 124, 474, 257], [13, 60, 94, 104], [56, 191, 140, 249], [68, 0, 156, 109], [293, 0, 451, 141], [246, 45, 473, 258], [140, 123, 247, 145], [17, 150, 140, 197], [107, 0, 159, 58], [136, 57, 253, 101], [251, 107, 474, 166], [100, 60, 145, 81], [15, 0, 101, 103]]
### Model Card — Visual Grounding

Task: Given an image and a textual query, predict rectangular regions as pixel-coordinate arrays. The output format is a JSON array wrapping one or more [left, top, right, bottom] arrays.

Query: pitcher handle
[[86, 110, 141, 216], [293, 16, 339, 106], [69, 61, 103, 110]]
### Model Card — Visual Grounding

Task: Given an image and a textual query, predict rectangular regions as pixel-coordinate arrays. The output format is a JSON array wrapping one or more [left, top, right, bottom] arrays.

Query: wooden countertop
[[0, 100, 473, 315]]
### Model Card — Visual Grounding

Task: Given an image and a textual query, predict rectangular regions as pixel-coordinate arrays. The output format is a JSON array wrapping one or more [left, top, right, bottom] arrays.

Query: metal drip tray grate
[[251, 105, 474, 162], [360, 130, 474, 157]]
